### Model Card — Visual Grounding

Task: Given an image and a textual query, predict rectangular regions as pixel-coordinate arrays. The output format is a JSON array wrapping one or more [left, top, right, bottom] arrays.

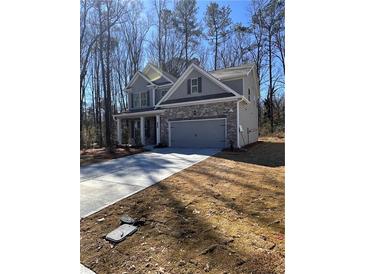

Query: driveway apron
[[80, 148, 219, 218]]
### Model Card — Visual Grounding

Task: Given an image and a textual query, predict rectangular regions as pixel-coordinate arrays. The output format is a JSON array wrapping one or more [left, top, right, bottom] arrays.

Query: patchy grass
[[80, 137, 285, 273], [80, 147, 144, 166]]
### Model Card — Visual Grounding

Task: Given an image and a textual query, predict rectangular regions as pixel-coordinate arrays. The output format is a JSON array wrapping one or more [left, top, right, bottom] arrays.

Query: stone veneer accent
[[160, 101, 238, 148]]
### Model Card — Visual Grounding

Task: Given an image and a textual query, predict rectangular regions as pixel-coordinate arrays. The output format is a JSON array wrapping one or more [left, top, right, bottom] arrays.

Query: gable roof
[[125, 71, 154, 89], [156, 63, 248, 107], [143, 63, 177, 84], [125, 63, 178, 90], [209, 63, 255, 81], [210, 63, 259, 98]]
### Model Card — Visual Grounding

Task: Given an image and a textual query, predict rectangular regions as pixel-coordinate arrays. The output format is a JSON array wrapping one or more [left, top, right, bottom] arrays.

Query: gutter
[[158, 96, 244, 108], [113, 109, 165, 119]]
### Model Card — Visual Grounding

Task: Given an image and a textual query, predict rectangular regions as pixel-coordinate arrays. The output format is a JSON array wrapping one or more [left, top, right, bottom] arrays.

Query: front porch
[[113, 110, 163, 147]]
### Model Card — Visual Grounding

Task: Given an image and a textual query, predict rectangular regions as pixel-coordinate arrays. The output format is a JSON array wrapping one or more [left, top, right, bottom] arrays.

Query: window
[[248, 88, 251, 101], [156, 89, 168, 104], [132, 91, 149, 108], [191, 78, 198, 93], [133, 93, 140, 108], [161, 89, 168, 97], [141, 91, 148, 107]]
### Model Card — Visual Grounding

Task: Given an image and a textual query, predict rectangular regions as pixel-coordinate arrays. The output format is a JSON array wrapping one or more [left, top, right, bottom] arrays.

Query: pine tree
[[205, 2, 232, 70], [173, 0, 201, 68]]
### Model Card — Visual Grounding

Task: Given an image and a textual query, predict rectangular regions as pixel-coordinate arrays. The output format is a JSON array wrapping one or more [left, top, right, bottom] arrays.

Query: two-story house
[[113, 62, 259, 148]]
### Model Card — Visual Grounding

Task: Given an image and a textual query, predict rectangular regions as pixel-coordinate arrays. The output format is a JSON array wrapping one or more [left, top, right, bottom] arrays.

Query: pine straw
[[80, 147, 144, 166], [80, 137, 285, 273]]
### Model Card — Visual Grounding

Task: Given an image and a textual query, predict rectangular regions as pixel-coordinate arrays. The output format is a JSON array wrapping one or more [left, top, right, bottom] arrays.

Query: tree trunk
[[80, 96, 84, 149], [158, 5, 162, 68], [104, 7, 112, 151], [214, 32, 218, 70], [268, 31, 274, 133], [185, 20, 188, 68], [94, 50, 102, 146]]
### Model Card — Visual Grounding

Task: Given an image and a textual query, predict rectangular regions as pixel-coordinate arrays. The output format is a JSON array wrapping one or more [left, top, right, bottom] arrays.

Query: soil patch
[[80, 147, 144, 166], [80, 137, 285, 273]]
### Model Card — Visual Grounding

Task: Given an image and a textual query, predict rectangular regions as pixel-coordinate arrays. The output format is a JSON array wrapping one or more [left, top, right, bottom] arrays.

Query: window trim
[[133, 93, 141, 108], [132, 91, 149, 109], [141, 91, 148, 107], [191, 77, 199, 94]]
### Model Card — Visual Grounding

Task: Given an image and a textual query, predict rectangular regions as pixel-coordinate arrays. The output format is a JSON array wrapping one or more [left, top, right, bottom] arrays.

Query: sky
[[142, 0, 253, 70], [141, 0, 284, 97], [195, 0, 251, 26], [143, 0, 252, 27]]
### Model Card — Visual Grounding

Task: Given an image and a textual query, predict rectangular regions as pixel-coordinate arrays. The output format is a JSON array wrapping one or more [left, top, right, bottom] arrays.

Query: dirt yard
[[80, 137, 285, 273], [80, 147, 144, 166]]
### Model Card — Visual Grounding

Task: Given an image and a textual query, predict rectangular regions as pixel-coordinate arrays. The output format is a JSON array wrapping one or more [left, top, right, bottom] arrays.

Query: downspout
[[236, 98, 245, 149]]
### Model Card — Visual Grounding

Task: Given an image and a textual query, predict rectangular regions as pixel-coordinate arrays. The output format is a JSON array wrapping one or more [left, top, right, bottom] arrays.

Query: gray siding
[[222, 79, 243, 95], [128, 75, 152, 109], [130, 75, 149, 93], [168, 69, 231, 101]]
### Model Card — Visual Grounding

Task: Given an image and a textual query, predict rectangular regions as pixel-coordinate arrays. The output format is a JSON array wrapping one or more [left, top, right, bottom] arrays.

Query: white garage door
[[169, 118, 226, 148]]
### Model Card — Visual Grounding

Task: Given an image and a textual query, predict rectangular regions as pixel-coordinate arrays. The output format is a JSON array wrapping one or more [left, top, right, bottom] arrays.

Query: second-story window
[[191, 78, 198, 93], [133, 93, 140, 108], [248, 88, 251, 101], [161, 89, 168, 98], [141, 91, 148, 107]]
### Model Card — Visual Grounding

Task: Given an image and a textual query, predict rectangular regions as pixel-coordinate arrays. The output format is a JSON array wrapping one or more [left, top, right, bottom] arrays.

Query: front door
[[131, 120, 141, 144]]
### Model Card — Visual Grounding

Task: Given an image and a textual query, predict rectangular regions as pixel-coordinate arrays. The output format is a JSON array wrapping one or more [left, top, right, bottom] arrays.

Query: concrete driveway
[[80, 147, 219, 218]]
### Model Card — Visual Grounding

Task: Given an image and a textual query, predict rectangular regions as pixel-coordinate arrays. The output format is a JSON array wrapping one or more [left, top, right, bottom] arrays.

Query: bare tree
[[80, 0, 127, 148], [219, 23, 251, 68], [247, 0, 267, 89], [123, 0, 150, 76], [274, 1, 285, 74], [152, 0, 168, 68], [249, 0, 283, 133], [95, 0, 127, 149]]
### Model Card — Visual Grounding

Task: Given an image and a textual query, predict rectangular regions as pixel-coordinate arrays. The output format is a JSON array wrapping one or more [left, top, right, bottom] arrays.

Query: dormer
[[125, 64, 177, 110]]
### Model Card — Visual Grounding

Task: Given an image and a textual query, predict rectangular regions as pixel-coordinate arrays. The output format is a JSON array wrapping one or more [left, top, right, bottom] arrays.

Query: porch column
[[152, 88, 156, 106], [140, 116, 145, 145], [117, 118, 122, 145], [156, 115, 160, 145]]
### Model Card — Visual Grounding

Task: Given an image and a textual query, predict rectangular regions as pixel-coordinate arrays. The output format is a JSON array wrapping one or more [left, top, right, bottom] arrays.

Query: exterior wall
[[242, 69, 259, 102], [238, 100, 258, 147], [160, 101, 238, 148], [128, 76, 152, 110], [237, 68, 259, 147], [222, 79, 243, 95], [129, 75, 149, 93], [168, 69, 231, 101]]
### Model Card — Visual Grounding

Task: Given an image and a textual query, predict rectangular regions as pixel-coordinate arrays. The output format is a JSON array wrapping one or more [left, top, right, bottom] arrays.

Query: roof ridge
[[209, 63, 255, 73]]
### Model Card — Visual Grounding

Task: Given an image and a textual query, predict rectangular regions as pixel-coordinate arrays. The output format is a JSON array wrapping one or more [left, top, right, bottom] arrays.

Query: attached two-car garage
[[169, 118, 226, 148]]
